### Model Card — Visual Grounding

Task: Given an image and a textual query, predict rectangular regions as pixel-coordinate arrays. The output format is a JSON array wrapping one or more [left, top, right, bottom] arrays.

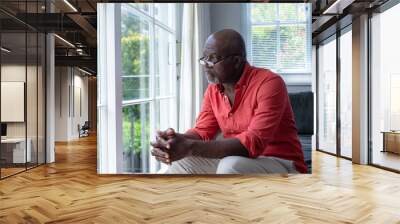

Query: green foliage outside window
[[122, 105, 150, 155], [121, 10, 151, 156], [250, 3, 309, 72], [280, 26, 306, 69]]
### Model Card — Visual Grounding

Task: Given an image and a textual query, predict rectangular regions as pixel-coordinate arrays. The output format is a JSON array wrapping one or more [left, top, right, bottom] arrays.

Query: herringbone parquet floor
[[1, 135, 400, 223]]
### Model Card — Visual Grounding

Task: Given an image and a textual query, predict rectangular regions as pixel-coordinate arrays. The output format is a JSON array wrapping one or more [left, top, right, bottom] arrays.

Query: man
[[150, 29, 307, 174]]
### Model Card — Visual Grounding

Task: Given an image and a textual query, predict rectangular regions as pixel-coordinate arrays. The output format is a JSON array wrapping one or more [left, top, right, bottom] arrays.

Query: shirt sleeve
[[186, 86, 220, 141], [234, 76, 288, 158]]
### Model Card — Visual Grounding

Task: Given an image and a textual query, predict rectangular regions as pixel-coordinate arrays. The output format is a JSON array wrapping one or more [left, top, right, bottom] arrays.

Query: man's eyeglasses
[[199, 54, 241, 68]]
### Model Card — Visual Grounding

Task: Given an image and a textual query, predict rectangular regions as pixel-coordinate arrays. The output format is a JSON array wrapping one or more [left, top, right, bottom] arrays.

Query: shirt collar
[[235, 62, 251, 89]]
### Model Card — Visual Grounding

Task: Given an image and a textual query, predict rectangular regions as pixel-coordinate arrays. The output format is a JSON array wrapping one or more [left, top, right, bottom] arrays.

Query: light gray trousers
[[165, 156, 299, 174]]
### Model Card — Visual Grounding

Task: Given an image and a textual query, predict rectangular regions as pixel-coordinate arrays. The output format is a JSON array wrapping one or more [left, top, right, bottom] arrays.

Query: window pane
[[340, 29, 352, 158], [251, 25, 277, 70], [27, 32, 38, 169], [249, 3, 311, 74], [371, 4, 400, 171], [297, 4, 307, 22], [1, 31, 27, 177], [279, 4, 298, 22], [280, 24, 307, 71], [318, 38, 337, 154], [122, 103, 150, 173], [251, 4, 276, 23], [155, 98, 176, 131], [132, 3, 150, 14], [155, 27, 175, 97], [151, 98, 176, 173], [122, 76, 149, 100], [121, 5, 150, 101], [38, 32, 45, 165], [119, 3, 177, 174], [154, 3, 175, 29]]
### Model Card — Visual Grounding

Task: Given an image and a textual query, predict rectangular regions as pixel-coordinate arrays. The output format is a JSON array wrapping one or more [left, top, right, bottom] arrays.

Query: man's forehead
[[203, 45, 218, 55], [204, 39, 225, 55]]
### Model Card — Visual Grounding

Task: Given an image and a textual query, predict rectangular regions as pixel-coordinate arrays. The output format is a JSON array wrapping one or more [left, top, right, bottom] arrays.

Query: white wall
[[210, 3, 244, 36], [55, 66, 68, 141], [54, 66, 89, 141]]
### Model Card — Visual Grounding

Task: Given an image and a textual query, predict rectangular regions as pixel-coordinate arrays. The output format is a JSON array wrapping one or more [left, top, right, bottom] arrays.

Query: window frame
[[245, 3, 312, 85], [316, 34, 338, 156], [369, 3, 400, 173], [120, 4, 177, 173], [315, 24, 354, 161]]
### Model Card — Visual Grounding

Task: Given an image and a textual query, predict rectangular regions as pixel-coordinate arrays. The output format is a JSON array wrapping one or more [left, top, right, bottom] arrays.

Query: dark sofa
[[288, 91, 314, 173], [213, 91, 314, 173]]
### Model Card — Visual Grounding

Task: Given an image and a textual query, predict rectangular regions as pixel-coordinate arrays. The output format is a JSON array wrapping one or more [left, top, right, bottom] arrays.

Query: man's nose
[[204, 63, 213, 69]]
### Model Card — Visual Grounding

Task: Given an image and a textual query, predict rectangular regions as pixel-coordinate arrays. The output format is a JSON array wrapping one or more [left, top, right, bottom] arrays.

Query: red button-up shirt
[[187, 63, 307, 173]]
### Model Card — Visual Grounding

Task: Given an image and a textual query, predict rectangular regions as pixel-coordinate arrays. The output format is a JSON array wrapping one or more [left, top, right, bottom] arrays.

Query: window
[[317, 36, 337, 155], [370, 3, 400, 171], [316, 26, 353, 159], [339, 28, 352, 158], [0, 1, 46, 179], [248, 3, 312, 74], [121, 4, 177, 173]]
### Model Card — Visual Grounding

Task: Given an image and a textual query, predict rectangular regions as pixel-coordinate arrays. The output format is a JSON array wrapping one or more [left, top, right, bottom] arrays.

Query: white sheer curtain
[[178, 3, 210, 133]]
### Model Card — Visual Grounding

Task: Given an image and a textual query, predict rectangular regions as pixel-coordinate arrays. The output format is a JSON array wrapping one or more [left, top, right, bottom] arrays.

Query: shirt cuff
[[234, 131, 264, 158]]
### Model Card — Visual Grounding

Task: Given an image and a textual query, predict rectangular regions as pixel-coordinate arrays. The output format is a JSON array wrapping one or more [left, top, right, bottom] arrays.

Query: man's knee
[[166, 157, 195, 174], [216, 156, 249, 174], [166, 156, 219, 174]]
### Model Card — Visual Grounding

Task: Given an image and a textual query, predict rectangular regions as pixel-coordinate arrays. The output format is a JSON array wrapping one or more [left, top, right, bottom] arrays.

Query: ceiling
[[0, 0, 99, 74], [311, 0, 390, 44]]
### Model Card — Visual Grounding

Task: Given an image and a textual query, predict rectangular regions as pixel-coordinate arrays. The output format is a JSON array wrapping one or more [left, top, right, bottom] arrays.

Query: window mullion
[[248, 4, 252, 63], [307, 4, 312, 72], [149, 4, 157, 173], [154, 22, 175, 34], [126, 4, 154, 25], [276, 4, 281, 73], [122, 98, 153, 106]]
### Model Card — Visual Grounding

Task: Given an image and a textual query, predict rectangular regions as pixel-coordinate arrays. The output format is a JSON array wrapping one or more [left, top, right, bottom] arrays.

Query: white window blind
[[248, 3, 312, 74]]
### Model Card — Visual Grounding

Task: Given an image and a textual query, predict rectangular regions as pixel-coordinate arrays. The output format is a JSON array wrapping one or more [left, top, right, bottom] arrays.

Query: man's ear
[[234, 56, 242, 68]]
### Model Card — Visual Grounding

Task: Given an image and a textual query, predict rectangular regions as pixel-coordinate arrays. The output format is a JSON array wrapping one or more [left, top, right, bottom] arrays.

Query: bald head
[[205, 29, 246, 58], [202, 29, 247, 85]]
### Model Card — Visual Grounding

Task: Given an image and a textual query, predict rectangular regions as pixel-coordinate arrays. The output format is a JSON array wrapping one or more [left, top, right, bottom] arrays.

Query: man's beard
[[206, 73, 219, 84], [206, 76, 215, 84]]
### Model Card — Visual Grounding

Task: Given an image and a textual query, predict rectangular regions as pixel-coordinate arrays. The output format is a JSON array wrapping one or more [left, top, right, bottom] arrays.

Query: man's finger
[[151, 147, 169, 159], [157, 129, 176, 140], [156, 136, 170, 149], [151, 147, 169, 158], [155, 156, 171, 164], [165, 128, 176, 138], [156, 129, 169, 139], [150, 140, 165, 149]]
